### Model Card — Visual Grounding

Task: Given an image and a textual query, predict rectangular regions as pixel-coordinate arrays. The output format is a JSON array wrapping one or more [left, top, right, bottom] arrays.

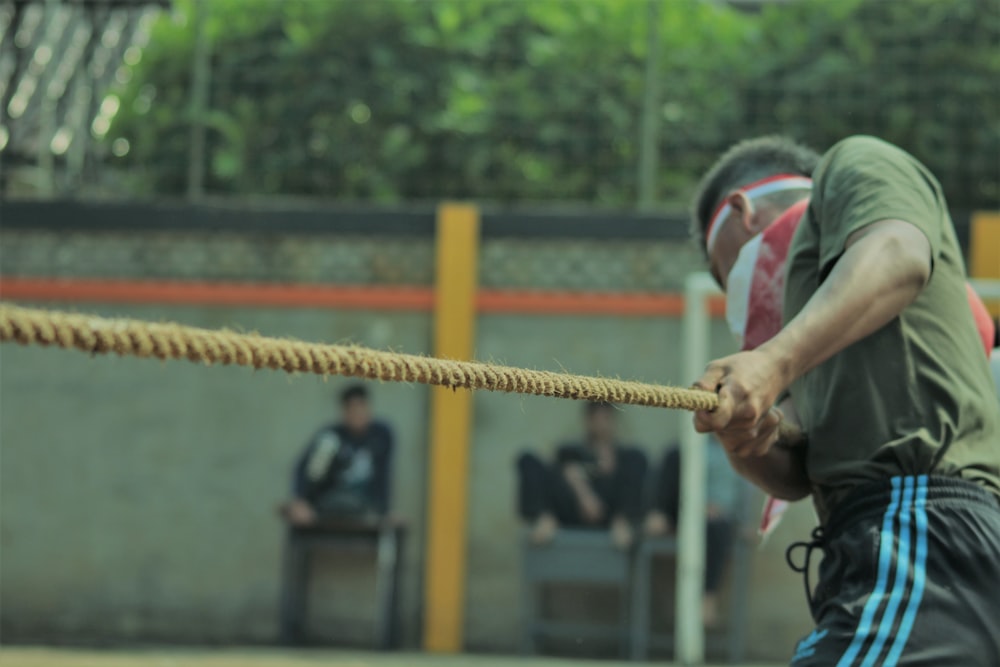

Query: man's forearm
[[563, 464, 594, 495], [727, 445, 811, 501], [761, 220, 930, 385]]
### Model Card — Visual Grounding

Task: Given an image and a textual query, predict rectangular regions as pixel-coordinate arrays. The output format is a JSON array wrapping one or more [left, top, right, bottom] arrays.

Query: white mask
[[725, 233, 764, 349]]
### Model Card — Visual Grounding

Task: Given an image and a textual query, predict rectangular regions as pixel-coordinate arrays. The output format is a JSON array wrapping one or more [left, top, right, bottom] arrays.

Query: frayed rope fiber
[[0, 302, 720, 412]]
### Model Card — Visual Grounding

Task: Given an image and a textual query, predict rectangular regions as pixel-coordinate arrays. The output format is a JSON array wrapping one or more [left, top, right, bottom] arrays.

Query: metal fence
[[2, 0, 997, 213], [0, 200, 980, 294]]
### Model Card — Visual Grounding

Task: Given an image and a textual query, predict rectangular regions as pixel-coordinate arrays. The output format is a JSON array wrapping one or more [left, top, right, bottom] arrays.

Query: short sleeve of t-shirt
[[813, 136, 944, 280]]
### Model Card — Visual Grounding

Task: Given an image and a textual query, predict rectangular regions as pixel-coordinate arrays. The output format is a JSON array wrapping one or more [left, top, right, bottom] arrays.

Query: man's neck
[[343, 423, 370, 438]]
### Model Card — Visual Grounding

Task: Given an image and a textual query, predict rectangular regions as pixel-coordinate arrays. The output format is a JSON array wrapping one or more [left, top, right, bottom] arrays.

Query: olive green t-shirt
[[783, 135, 1000, 522]]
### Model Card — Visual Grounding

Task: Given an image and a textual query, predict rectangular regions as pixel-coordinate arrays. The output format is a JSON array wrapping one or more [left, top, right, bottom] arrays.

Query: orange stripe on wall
[[0, 277, 726, 318], [479, 289, 726, 317], [0, 278, 434, 311]]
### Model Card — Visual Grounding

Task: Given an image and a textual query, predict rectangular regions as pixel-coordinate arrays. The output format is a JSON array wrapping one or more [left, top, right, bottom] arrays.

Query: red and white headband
[[705, 174, 812, 253]]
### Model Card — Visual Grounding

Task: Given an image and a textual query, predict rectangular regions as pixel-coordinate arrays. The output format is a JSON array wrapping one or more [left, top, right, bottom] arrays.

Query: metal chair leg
[[279, 530, 309, 645], [727, 530, 751, 664], [389, 529, 405, 649], [620, 554, 633, 659], [629, 546, 652, 661], [374, 526, 399, 650], [521, 538, 539, 655]]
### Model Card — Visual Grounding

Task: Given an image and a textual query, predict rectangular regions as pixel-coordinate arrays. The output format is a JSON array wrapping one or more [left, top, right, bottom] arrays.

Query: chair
[[521, 528, 633, 657], [279, 517, 405, 649], [628, 487, 754, 663]]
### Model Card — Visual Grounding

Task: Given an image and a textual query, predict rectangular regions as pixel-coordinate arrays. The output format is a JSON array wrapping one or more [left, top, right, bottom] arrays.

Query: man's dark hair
[[584, 401, 615, 417], [340, 384, 369, 406], [690, 135, 821, 257]]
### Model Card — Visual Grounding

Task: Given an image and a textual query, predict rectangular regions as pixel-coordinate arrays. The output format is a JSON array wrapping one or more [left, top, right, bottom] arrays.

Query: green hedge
[[109, 0, 999, 210]]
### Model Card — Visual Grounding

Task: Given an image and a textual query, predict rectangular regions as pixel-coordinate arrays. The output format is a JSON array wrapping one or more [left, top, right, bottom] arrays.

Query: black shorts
[[787, 475, 1000, 666]]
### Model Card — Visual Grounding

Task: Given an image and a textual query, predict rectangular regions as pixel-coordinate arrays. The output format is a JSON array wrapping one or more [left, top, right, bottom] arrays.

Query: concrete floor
[[0, 647, 783, 667]]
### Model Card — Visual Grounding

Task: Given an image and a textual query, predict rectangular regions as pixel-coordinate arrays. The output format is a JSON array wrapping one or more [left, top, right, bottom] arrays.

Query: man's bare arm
[[726, 443, 811, 501], [720, 398, 811, 499], [695, 218, 932, 458], [760, 219, 932, 387]]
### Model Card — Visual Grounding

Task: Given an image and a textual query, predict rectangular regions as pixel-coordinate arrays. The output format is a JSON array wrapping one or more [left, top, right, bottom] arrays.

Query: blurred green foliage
[[110, 0, 999, 209]]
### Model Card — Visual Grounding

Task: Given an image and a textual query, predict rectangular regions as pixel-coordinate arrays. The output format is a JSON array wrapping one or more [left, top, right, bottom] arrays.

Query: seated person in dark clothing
[[644, 436, 741, 628], [280, 384, 394, 526], [516, 401, 648, 550], [992, 325, 999, 397]]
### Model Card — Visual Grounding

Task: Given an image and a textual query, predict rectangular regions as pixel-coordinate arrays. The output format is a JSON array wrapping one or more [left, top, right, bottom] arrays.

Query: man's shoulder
[[822, 134, 904, 162], [364, 420, 394, 448], [616, 443, 646, 458], [303, 423, 340, 452], [370, 420, 393, 436], [816, 135, 925, 187], [806, 134, 946, 248]]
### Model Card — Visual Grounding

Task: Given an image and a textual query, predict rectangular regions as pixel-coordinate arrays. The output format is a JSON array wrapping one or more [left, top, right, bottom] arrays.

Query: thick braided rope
[[0, 303, 719, 412]]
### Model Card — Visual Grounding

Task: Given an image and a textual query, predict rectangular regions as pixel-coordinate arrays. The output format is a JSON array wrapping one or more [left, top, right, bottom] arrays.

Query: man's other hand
[[693, 348, 790, 457], [283, 498, 317, 526], [713, 407, 784, 458]]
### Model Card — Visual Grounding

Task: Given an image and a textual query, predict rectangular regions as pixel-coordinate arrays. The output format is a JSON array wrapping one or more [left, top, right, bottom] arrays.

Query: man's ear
[[727, 191, 756, 233]]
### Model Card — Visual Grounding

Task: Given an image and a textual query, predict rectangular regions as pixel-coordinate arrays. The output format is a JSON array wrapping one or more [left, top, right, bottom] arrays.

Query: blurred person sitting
[[644, 435, 742, 629], [992, 317, 1000, 397], [280, 384, 394, 526], [516, 401, 648, 550]]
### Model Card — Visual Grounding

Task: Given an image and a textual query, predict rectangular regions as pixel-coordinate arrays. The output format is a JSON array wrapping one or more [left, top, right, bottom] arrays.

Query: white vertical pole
[[675, 272, 716, 665]]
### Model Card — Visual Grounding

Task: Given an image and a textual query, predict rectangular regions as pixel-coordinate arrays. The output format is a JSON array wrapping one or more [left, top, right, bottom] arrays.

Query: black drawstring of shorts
[[786, 526, 826, 609]]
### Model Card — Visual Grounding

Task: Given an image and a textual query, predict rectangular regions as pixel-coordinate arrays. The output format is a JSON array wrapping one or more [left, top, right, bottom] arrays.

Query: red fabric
[[739, 201, 993, 356], [741, 200, 809, 351], [967, 283, 996, 355], [706, 173, 811, 246]]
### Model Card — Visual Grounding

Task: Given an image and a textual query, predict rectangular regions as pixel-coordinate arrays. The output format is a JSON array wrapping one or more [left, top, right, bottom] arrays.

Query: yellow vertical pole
[[971, 211, 1000, 316], [423, 203, 480, 653]]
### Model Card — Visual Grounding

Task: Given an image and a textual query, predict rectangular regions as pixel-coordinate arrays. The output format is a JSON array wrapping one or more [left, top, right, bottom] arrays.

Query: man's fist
[[693, 348, 791, 458], [283, 498, 317, 526]]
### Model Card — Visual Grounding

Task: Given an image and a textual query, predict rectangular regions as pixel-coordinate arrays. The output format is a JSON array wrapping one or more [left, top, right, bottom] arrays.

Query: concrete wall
[[0, 301, 818, 660], [0, 304, 433, 646]]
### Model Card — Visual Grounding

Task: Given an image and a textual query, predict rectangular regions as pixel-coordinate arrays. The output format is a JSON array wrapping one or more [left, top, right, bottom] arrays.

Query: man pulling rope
[[689, 134, 1000, 666]]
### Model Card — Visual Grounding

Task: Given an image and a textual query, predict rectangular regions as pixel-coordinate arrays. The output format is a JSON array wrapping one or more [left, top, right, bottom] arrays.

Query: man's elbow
[[856, 221, 932, 289], [891, 234, 932, 290]]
